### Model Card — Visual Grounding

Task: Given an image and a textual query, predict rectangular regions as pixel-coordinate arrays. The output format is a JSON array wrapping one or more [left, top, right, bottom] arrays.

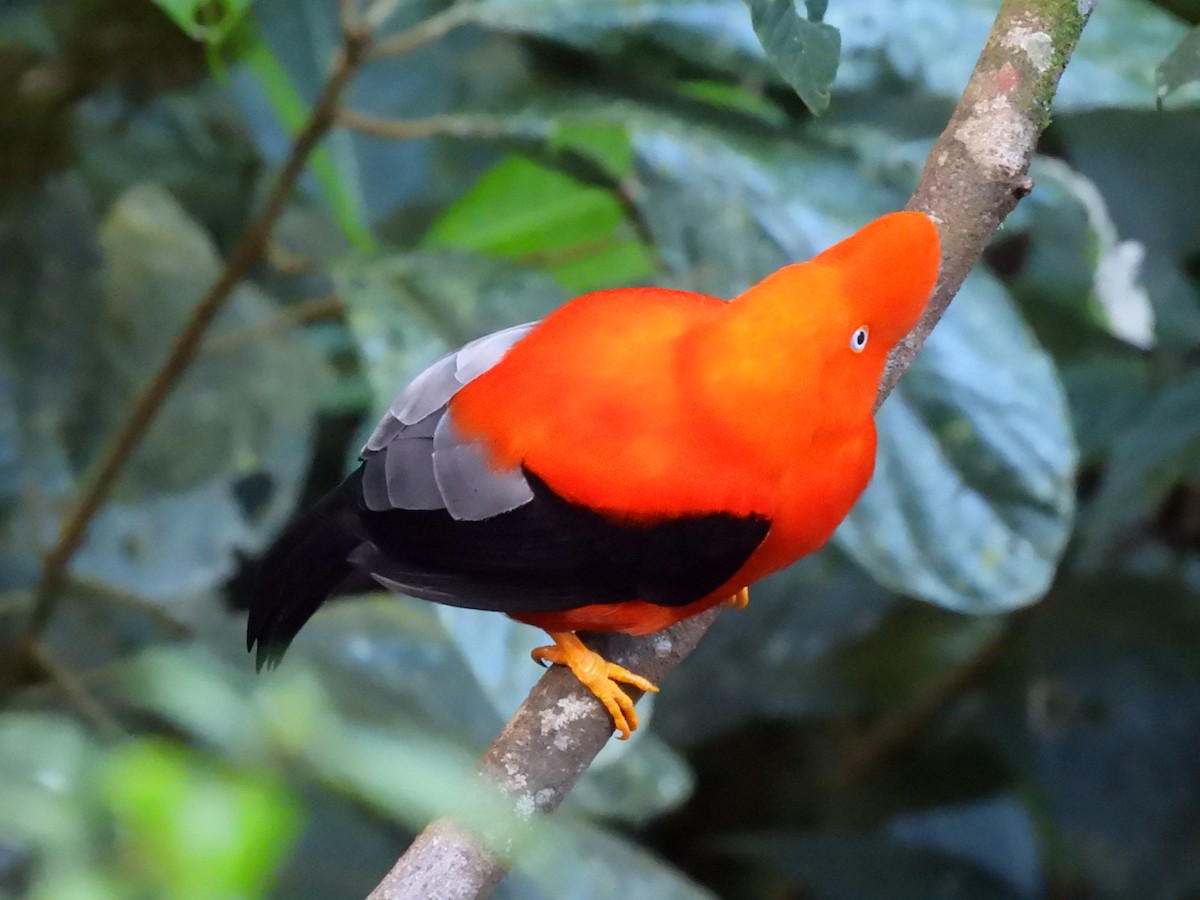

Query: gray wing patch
[[363, 322, 536, 453], [453, 323, 536, 383], [432, 412, 534, 520], [359, 322, 539, 520]]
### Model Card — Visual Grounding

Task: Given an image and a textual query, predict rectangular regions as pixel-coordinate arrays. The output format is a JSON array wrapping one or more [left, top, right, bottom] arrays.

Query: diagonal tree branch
[[367, 1, 1093, 897]]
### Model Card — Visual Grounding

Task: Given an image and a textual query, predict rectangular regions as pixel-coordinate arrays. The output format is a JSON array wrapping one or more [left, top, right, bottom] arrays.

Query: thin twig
[[0, 16, 375, 691], [369, 1, 1093, 897], [66, 574, 194, 637], [367, 3, 478, 59], [203, 294, 346, 357], [338, 109, 511, 142], [837, 612, 1032, 786], [30, 643, 124, 740]]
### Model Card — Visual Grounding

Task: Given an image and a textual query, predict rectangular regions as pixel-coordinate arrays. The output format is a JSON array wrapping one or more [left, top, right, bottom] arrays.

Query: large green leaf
[[1077, 368, 1200, 562], [741, 0, 840, 114], [472, 0, 765, 75], [1156, 23, 1200, 106], [422, 155, 654, 292], [150, 0, 253, 44], [836, 270, 1076, 613], [0, 178, 320, 598], [98, 739, 301, 900]]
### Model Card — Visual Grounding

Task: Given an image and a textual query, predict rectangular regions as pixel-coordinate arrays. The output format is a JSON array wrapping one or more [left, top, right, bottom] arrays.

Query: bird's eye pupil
[[851, 326, 869, 352]]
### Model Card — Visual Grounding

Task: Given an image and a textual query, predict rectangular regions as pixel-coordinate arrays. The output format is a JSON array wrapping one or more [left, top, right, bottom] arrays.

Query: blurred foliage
[[1, 0, 1199, 897]]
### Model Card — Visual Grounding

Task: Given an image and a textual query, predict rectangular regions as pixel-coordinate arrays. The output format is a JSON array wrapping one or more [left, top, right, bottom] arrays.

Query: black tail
[[247, 473, 365, 670]]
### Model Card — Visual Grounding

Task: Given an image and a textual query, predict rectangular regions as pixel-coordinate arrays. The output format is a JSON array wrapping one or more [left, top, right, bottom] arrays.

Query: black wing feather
[[247, 465, 769, 665], [354, 467, 770, 613]]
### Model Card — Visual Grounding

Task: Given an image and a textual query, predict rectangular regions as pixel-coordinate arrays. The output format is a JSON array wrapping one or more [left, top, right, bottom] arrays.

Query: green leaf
[[99, 740, 301, 900], [836, 270, 1077, 614], [548, 122, 636, 178], [0, 178, 320, 598], [151, 0, 253, 44], [742, 0, 840, 114], [1078, 369, 1200, 562], [675, 80, 788, 126], [423, 155, 653, 292], [472, 0, 770, 85], [1157, 24, 1200, 106]]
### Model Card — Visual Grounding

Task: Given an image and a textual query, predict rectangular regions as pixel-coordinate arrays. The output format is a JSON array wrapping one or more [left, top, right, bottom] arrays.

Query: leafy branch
[[367, 0, 1093, 897]]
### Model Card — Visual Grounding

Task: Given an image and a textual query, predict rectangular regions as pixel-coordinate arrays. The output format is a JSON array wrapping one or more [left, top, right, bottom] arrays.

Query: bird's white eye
[[850, 326, 869, 353]]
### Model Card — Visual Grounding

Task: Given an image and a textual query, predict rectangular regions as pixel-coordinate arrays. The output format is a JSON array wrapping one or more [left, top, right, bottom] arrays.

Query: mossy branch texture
[[371, 1, 1092, 898]]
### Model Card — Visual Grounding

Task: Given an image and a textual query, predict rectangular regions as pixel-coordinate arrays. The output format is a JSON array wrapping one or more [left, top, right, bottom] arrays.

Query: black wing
[[352, 465, 770, 613]]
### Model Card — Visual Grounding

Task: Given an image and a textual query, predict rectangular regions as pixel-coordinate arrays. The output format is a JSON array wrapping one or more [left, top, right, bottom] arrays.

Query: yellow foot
[[725, 587, 750, 609], [531, 632, 658, 740]]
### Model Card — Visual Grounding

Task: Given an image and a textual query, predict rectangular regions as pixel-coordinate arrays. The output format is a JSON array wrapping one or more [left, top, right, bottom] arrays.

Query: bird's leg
[[530, 631, 658, 740], [725, 587, 750, 609]]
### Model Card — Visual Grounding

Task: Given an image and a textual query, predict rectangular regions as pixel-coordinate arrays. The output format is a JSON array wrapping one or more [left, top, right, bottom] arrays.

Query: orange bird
[[248, 211, 940, 739]]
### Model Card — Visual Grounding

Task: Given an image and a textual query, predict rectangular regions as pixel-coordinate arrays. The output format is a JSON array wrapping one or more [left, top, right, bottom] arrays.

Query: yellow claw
[[725, 587, 750, 609], [531, 632, 658, 739]]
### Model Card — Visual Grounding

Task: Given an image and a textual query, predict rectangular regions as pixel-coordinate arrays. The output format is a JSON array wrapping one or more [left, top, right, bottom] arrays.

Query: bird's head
[[806, 210, 941, 358], [692, 211, 940, 461]]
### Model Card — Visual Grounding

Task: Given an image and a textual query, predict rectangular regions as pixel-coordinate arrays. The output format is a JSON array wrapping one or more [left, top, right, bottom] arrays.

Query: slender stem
[[368, 1, 1093, 897], [202, 294, 345, 357], [31, 643, 124, 740], [0, 18, 374, 692], [338, 109, 510, 142], [367, 3, 478, 59]]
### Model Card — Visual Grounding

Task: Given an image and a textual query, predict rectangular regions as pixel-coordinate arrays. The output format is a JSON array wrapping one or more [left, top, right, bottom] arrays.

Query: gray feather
[[384, 435, 443, 509], [390, 351, 459, 425], [374, 323, 535, 437], [364, 412, 405, 453], [454, 322, 536, 383], [358, 321, 539, 519], [433, 412, 533, 521], [360, 454, 392, 512]]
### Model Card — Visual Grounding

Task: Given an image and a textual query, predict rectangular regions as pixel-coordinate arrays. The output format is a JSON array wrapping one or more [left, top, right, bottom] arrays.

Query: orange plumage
[[249, 211, 941, 738], [450, 210, 939, 633]]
